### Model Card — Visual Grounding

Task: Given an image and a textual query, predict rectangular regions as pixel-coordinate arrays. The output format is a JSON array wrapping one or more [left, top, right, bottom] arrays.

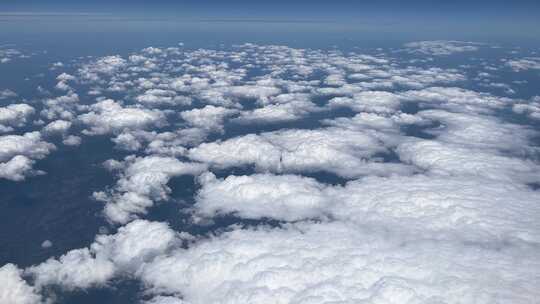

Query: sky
[[0, 0, 539, 41], [1, 0, 540, 21]]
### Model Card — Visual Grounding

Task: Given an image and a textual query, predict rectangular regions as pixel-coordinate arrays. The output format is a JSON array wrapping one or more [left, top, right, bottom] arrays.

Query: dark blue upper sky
[[2, 0, 540, 19], [1, 0, 539, 41]]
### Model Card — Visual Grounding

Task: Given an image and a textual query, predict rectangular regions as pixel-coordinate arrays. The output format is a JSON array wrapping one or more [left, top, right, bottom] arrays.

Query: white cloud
[[95, 156, 207, 224], [234, 93, 319, 123], [0, 264, 42, 304], [505, 57, 540, 71], [513, 96, 540, 120], [400, 87, 512, 114], [0, 104, 35, 133], [0, 132, 55, 181], [0, 89, 17, 100], [180, 105, 239, 132], [0, 155, 36, 181], [397, 139, 540, 184], [42, 120, 71, 135], [62, 135, 82, 146], [28, 220, 177, 290], [404, 41, 481, 55], [78, 55, 127, 83], [136, 89, 192, 106], [79, 99, 167, 135], [139, 221, 540, 304], [328, 91, 401, 114], [195, 173, 330, 221], [189, 126, 413, 178], [28, 247, 116, 290], [194, 172, 540, 242], [5, 42, 540, 304], [40, 92, 80, 121]]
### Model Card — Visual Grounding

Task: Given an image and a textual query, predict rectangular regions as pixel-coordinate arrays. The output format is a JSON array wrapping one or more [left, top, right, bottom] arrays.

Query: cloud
[[400, 87, 512, 114], [0, 104, 35, 133], [42, 120, 72, 135], [513, 96, 540, 120], [194, 172, 540, 242], [404, 41, 481, 56], [505, 57, 540, 71], [94, 156, 207, 224], [136, 89, 192, 106], [397, 139, 540, 184], [180, 105, 239, 132], [0, 47, 28, 64], [328, 91, 401, 114], [139, 221, 539, 304], [189, 126, 413, 178], [78, 55, 127, 83], [0, 89, 17, 100], [5, 42, 540, 304], [62, 135, 82, 146], [195, 172, 330, 221], [0, 155, 36, 181], [0, 132, 55, 181], [28, 248, 116, 290], [233, 93, 320, 123], [0, 264, 42, 304], [78, 99, 167, 135], [28, 220, 177, 290], [40, 92, 80, 121]]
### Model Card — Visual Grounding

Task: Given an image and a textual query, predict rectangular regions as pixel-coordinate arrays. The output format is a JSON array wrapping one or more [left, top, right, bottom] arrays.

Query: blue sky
[[2, 0, 539, 19], [0, 1, 539, 41]]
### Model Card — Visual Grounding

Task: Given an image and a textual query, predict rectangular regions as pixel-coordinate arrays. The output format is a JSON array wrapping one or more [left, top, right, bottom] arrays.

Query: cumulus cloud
[[40, 92, 80, 121], [0, 104, 35, 133], [400, 87, 512, 114], [62, 135, 82, 146], [0, 264, 42, 304], [180, 105, 239, 132], [0, 89, 17, 100], [0, 155, 37, 181], [79, 99, 167, 135], [28, 220, 177, 290], [189, 126, 413, 178], [404, 40, 481, 55], [42, 120, 71, 135], [194, 172, 540, 242], [233, 93, 320, 123], [0, 132, 55, 181], [397, 139, 540, 184], [0, 47, 28, 64], [505, 57, 540, 71], [328, 91, 401, 114], [136, 89, 192, 106], [139, 221, 540, 304], [94, 156, 207, 224], [5, 42, 540, 304], [195, 172, 330, 221], [513, 96, 540, 120]]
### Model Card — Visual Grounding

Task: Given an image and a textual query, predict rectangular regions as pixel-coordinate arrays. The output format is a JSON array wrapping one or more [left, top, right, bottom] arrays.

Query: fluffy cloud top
[[0, 264, 42, 304], [189, 126, 412, 178], [139, 221, 539, 304], [28, 220, 177, 290], [95, 156, 207, 224], [3, 42, 540, 304], [404, 40, 480, 55], [0, 104, 35, 133], [79, 99, 167, 135], [505, 57, 540, 71], [0, 132, 55, 181]]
